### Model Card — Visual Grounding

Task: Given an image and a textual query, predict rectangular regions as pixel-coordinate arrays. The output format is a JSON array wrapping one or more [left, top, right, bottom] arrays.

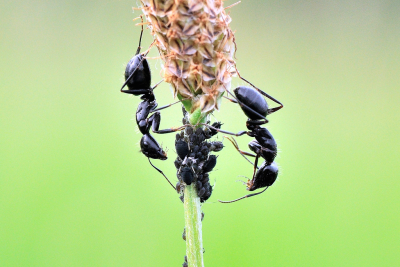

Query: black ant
[[120, 16, 186, 190], [203, 68, 283, 203]]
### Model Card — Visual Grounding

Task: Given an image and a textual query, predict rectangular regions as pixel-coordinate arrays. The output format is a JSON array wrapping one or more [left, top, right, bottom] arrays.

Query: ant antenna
[[148, 158, 176, 190], [218, 186, 269, 203]]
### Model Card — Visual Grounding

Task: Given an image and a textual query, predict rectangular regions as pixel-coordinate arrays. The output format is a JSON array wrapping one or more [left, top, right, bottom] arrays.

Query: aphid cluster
[[174, 116, 223, 203]]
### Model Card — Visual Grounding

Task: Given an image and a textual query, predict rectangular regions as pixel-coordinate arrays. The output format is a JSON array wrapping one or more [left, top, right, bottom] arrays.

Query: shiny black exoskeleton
[[181, 167, 194, 185], [120, 15, 151, 96], [121, 20, 179, 190], [205, 73, 283, 203]]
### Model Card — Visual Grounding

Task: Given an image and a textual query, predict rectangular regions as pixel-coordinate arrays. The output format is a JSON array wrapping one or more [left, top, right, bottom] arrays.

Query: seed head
[[140, 0, 236, 118]]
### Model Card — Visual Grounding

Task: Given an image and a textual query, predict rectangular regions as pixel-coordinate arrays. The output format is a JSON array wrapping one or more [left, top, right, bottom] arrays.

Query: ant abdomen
[[124, 54, 151, 91], [234, 86, 269, 120]]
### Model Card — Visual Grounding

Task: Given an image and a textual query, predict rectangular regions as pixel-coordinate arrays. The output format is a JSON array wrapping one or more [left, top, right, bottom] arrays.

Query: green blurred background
[[1, 1, 399, 266]]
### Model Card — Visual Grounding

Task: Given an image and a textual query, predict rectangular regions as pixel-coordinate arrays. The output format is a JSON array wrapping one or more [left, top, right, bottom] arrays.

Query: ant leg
[[151, 100, 181, 113], [120, 88, 150, 95], [146, 112, 160, 133], [154, 124, 191, 134], [234, 65, 283, 115], [200, 123, 247, 137], [251, 154, 260, 182], [224, 136, 256, 167], [223, 95, 238, 103], [144, 53, 174, 60], [149, 111, 190, 134], [151, 79, 164, 91], [147, 158, 176, 190], [135, 15, 144, 55]]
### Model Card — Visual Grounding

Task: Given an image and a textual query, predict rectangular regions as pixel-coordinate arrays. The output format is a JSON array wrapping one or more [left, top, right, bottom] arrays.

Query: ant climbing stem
[[208, 66, 281, 203]]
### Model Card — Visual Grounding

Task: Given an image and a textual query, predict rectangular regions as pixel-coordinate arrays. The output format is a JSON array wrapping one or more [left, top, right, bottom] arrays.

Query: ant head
[[140, 134, 167, 160], [248, 162, 278, 191]]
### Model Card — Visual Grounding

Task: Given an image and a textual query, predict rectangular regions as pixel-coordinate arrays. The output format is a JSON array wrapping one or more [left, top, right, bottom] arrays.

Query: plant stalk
[[184, 184, 204, 267]]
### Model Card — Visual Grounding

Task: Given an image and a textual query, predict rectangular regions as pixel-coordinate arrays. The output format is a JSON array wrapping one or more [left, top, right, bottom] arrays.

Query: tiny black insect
[[175, 138, 189, 160], [181, 166, 194, 185], [203, 155, 217, 173], [182, 255, 188, 267]]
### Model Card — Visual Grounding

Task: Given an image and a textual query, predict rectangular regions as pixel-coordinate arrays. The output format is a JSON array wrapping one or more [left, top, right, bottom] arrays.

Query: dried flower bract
[[140, 0, 236, 118]]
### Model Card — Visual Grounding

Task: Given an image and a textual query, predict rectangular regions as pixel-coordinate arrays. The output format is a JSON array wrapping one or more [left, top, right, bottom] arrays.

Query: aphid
[[182, 255, 188, 267], [175, 139, 189, 160], [203, 155, 217, 173], [181, 166, 194, 185], [209, 122, 223, 136]]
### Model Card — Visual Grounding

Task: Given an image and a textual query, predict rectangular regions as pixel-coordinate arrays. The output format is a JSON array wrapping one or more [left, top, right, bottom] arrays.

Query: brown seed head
[[140, 0, 236, 117]]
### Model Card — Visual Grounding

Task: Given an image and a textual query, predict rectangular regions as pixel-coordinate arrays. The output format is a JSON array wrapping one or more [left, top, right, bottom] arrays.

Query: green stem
[[184, 184, 204, 267]]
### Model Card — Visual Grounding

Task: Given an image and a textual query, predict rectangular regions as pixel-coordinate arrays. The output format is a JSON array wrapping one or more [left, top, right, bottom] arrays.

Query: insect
[[121, 17, 186, 190], [204, 69, 283, 203]]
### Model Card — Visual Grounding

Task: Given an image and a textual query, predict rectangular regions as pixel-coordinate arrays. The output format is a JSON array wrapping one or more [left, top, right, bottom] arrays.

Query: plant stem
[[184, 183, 204, 267]]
